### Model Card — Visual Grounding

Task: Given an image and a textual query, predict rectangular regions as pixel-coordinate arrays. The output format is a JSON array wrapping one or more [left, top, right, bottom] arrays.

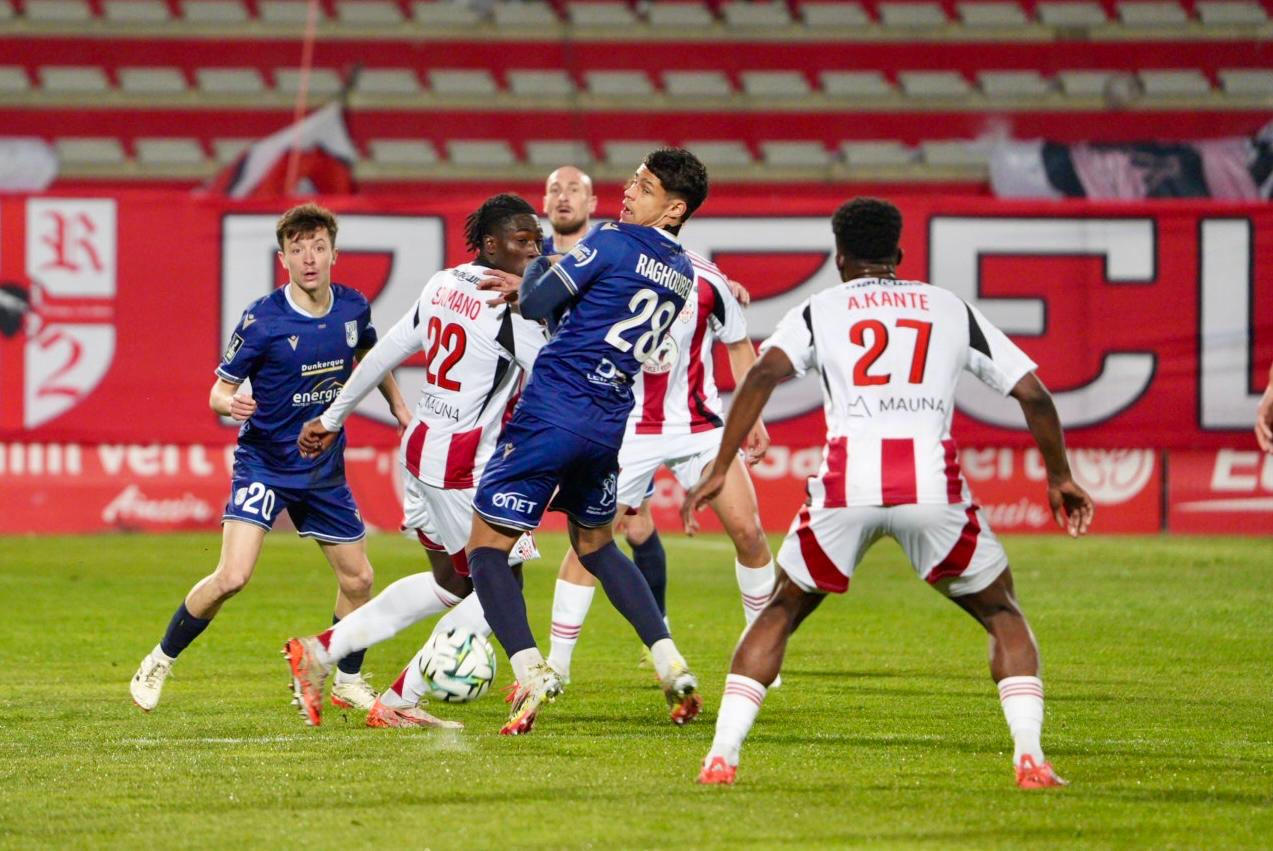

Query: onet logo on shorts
[[492, 491, 538, 513]]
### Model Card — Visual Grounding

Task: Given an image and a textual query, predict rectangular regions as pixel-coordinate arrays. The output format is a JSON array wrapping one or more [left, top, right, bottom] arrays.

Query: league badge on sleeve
[[223, 333, 244, 363], [345, 320, 358, 347]]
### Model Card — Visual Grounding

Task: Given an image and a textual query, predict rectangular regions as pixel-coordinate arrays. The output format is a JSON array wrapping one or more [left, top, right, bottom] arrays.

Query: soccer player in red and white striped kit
[[684, 197, 1093, 789]]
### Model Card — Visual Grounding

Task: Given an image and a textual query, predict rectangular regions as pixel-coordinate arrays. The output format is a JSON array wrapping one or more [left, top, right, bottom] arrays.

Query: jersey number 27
[[604, 288, 677, 363], [850, 318, 932, 386]]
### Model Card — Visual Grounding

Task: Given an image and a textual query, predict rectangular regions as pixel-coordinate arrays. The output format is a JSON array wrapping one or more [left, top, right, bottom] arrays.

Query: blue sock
[[630, 531, 668, 616], [332, 614, 366, 675], [579, 542, 670, 647], [469, 547, 536, 657], [159, 602, 211, 659]]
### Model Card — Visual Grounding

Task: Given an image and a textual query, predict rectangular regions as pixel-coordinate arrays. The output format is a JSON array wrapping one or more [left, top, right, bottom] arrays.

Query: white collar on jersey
[[283, 282, 334, 318]]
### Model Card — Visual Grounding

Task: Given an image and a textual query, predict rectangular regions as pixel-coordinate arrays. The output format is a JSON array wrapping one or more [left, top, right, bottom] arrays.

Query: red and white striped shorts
[[776, 502, 1008, 598]]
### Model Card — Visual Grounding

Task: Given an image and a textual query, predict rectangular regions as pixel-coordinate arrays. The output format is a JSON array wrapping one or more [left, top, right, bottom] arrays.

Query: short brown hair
[[276, 203, 338, 250]]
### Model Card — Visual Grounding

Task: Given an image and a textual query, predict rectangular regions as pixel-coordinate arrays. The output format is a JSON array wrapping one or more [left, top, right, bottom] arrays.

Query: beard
[[553, 212, 588, 237]]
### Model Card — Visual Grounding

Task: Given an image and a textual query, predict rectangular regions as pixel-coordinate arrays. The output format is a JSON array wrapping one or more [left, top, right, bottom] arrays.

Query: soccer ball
[[417, 628, 497, 703]]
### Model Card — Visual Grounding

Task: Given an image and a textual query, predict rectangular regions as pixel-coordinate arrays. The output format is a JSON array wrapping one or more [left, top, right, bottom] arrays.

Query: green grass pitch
[[1, 532, 1270, 849]]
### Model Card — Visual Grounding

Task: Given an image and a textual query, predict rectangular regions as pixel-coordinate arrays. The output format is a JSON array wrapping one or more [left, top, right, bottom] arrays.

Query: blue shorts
[[223, 472, 365, 543], [473, 412, 619, 531]]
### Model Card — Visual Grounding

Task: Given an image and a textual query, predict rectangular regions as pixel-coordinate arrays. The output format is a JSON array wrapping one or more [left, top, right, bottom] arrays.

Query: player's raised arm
[[516, 255, 578, 321], [1009, 372, 1094, 538], [682, 346, 794, 533]]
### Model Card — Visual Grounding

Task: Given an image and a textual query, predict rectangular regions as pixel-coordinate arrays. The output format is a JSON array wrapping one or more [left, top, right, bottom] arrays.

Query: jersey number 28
[[604, 288, 677, 363]]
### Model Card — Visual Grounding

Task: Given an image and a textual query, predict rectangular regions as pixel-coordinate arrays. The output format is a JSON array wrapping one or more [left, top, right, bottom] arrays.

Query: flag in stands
[[204, 101, 356, 198]]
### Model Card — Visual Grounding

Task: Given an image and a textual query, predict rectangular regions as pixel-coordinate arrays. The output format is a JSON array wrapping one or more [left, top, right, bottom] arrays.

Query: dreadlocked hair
[[464, 193, 537, 253]]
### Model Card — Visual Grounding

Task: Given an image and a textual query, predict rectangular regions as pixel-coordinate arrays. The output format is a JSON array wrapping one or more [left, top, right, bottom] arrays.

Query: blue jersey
[[516, 222, 695, 449], [216, 284, 377, 488]]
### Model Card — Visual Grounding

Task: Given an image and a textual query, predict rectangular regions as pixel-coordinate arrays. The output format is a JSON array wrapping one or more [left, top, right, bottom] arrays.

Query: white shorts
[[402, 473, 539, 564], [777, 503, 1008, 598], [617, 430, 723, 509]]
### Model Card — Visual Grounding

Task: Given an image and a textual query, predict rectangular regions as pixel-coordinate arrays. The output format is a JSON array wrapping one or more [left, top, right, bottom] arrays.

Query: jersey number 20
[[604, 288, 677, 362]]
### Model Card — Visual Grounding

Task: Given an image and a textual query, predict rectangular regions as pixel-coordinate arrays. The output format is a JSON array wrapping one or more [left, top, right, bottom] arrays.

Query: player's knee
[[212, 568, 252, 598], [623, 516, 654, 547], [732, 521, 771, 564], [339, 562, 375, 599]]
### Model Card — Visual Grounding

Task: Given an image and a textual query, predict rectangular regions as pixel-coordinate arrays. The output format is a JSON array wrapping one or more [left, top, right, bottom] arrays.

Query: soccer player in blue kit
[[129, 203, 411, 713], [469, 148, 710, 735]]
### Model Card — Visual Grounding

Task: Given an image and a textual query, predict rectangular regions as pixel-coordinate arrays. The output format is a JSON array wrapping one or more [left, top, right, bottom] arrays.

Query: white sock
[[380, 657, 426, 709], [333, 669, 363, 684], [509, 647, 545, 685], [325, 572, 461, 661], [998, 675, 1045, 765], [547, 579, 595, 675], [735, 559, 775, 626], [151, 644, 177, 665], [649, 637, 687, 681], [433, 592, 491, 638], [708, 674, 768, 765]]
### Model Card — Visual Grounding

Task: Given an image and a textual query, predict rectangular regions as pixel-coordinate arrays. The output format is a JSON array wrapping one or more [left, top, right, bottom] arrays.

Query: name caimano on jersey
[[629, 250, 747, 436], [762, 277, 1037, 508], [517, 222, 695, 449], [217, 283, 376, 488], [325, 263, 546, 489]]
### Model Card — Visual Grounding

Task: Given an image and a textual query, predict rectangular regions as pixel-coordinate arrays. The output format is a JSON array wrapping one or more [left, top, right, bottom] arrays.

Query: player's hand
[[681, 467, 727, 536], [1048, 478, 1094, 538], [1256, 387, 1273, 453], [228, 393, 256, 422], [297, 417, 340, 459], [727, 278, 751, 306], [744, 420, 770, 466], [391, 402, 412, 435], [478, 269, 522, 306]]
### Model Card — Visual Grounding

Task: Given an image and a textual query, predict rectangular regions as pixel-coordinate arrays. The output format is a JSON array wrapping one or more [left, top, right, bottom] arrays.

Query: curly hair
[[464, 193, 537, 253], [831, 197, 903, 263], [643, 147, 709, 229]]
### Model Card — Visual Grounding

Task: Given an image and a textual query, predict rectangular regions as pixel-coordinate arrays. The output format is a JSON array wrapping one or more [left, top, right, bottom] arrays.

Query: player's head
[[276, 203, 339, 295], [621, 147, 709, 234], [831, 197, 903, 280], [466, 193, 542, 276], [544, 166, 596, 238]]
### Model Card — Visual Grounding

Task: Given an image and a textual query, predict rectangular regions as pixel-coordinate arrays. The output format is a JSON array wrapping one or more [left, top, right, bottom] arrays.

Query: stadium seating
[[0, 0, 1267, 190]]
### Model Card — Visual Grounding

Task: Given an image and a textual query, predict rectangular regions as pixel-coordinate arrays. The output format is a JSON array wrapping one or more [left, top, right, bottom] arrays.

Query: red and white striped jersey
[[322, 263, 546, 489], [628, 250, 747, 436], [761, 276, 1036, 508]]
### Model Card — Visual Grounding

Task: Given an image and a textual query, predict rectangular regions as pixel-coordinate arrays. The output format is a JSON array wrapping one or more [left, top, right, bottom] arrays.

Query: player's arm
[[209, 377, 255, 421], [1256, 361, 1273, 453], [1010, 372, 1093, 538], [725, 339, 770, 465], [682, 347, 794, 534], [357, 347, 411, 432], [517, 255, 577, 322], [298, 308, 421, 458]]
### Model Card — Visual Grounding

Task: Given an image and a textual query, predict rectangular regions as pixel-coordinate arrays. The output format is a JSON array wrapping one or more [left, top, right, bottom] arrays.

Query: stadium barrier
[[0, 190, 1267, 535]]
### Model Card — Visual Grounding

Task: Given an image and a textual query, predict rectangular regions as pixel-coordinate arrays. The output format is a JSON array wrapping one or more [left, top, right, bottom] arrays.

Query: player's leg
[[130, 518, 267, 711], [700, 505, 867, 783], [622, 499, 667, 617], [570, 518, 702, 725], [901, 503, 1065, 788], [703, 453, 776, 629], [700, 571, 824, 784], [547, 546, 597, 681]]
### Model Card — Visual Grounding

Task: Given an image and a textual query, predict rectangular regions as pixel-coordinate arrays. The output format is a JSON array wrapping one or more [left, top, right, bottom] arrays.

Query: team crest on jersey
[[223, 333, 244, 363], [288, 335, 299, 350], [345, 320, 358, 347], [641, 335, 678, 375]]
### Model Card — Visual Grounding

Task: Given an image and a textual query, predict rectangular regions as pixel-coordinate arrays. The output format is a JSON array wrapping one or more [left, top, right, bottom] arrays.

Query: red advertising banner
[[0, 190, 1268, 536], [1167, 449, 1273, 535]]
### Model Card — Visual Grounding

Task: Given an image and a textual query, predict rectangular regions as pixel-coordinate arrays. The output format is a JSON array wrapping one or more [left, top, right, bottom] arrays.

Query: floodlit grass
[[0, 532, 1270, 849]]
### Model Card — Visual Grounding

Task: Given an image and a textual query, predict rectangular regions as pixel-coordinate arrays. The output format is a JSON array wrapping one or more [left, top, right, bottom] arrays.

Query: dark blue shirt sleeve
[[215, 309, 267, 383], [519, 257, 577, 322]]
